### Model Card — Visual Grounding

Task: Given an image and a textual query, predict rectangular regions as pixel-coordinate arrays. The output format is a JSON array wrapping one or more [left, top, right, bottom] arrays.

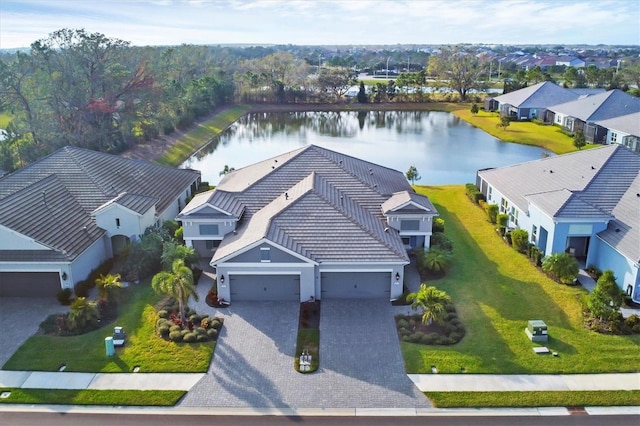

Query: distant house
[[548, 89, 640, 143], [595, 112, 640, 153], [0, 147, 200, 297], [476, 145, 640, 302], [178, 145, 437, 302], [555, 56, 586, 68], [486, 81, 582, 120]]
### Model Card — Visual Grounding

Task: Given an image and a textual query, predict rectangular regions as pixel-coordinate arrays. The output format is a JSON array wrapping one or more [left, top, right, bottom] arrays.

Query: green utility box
[[525, 320, 548, 342]]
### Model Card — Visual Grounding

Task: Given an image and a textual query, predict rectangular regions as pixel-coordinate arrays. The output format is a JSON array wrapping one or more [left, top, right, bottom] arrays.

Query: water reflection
[[182, 111, 550, 186]]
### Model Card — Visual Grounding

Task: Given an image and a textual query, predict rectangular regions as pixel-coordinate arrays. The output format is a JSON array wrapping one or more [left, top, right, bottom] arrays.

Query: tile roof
[[492, 81, 581, 109], [206, 145, 424, 265], [549, 89, 640, 122], [598, 173, 640, 262], [382, 191, 437, 215], [0, 146, 200, 261], [594, 112, 640, 138]]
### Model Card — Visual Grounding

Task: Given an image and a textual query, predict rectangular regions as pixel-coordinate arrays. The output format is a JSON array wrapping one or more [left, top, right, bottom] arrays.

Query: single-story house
[[548, 89, 640, 143], [595, 112, 640, 153], [0, 146, 200, 297], [485, 81, 583, 120], [555, 56, 586, 68], [476, 144, 640, 302], [178, 144, 438, 302]]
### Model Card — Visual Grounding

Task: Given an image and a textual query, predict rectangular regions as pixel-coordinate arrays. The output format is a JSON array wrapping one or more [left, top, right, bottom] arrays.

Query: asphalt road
[[1, 412, 639, 426]]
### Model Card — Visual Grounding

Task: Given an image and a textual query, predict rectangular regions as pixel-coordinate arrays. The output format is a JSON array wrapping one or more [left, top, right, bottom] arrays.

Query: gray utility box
[[525, 320, 548, 342]]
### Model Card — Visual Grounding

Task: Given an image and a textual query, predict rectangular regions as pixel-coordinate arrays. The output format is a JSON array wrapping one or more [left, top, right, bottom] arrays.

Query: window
[[501, 198, 508, 213], [488, 186, 492, 200], [115, 218, 121, 228], [610, 132, 617, 143], [510, 207, 519, 226], [260, 247, 271, 262], [199, 224, 219, 235], [400, 220, 420, 231], [205, 240, 216, 250], [532, 225, 538, 243]]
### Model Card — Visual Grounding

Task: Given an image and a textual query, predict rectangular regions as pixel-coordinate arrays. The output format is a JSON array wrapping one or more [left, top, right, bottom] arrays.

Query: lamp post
[[386, 56, 391, 79]]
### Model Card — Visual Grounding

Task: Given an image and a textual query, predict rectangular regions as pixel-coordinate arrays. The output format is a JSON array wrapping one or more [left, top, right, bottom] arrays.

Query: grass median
[[426, 391, 640, 408], [0, 388, 185, 406]]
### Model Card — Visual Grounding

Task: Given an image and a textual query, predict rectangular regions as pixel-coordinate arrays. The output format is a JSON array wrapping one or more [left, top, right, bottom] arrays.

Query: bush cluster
[[465, 183, 485, 204], [73, 258, 114, 298], [584, 311, 640, 335], [395, 305, 465, 346], [155, 297, 223, 343]]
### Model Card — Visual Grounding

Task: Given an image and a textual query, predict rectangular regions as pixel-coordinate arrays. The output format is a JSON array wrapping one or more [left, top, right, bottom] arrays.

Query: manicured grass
[[452, 109, 594, 155], [155, 105, 252, 167], [0, 388, 185, 406], [0, 112, 12, 128], [426, 391, 640, 408], [402, 185, 640, 375], [3, 284, 214, 373]]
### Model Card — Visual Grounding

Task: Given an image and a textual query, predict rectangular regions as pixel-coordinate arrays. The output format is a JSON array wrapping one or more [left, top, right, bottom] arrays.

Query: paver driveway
[[0, 297, 69, 367], [181, 289, 430, 408]]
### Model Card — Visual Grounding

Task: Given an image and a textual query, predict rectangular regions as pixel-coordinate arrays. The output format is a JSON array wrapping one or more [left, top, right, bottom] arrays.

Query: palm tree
[[161, 241, 198, 271], [151, 259, 198, 324], [421, 248, 450, 274], [95, 273, 123, 301], [219, 164, 235, 176], [406, 283, 452, 325]]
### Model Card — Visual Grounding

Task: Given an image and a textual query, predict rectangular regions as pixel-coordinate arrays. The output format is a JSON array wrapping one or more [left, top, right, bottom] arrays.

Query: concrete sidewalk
[[409, 373, 640, 392]]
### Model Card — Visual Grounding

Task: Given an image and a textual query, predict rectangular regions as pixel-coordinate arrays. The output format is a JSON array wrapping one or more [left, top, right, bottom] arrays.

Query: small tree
[[541, 253, 579, 284], [219, 164, 235, 176], [406, 165, 421, 185], [497, 116, 510, 130], [151, 259, 198, 324], [486, 204, 499, 224], [420, 248, 451, 274], [573, 130, 586, 150], [68, 297, 99, 331], [587, 270, 624, 321], [95, 273, 123, 301], [470, 103, 479, 115], [357, 81, 367, 103], [406, 283, 452, 325], [161, 241, 199, 271], [510, 229, 529, 253]]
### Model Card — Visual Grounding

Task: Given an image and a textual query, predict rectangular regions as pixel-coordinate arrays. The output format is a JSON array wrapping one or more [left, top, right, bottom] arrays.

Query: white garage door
[[321, 272, 391, 299], [0, 272, 61, 297], [230, 274, 300, 301]]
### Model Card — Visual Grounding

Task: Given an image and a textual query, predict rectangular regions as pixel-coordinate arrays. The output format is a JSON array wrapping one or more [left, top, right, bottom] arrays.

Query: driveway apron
[[0, 297, 69, 367], [180, 293, 430, 408]]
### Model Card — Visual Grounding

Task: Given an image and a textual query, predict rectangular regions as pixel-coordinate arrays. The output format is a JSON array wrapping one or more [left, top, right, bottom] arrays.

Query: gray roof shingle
[[492, 81, 581, 109], [0, 146, 200, 261], [595, 112, 640, 138], [549, 89, 640, 122]]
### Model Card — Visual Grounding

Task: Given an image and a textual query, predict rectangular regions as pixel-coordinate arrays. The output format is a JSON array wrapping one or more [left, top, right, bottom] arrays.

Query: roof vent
[[384, 227, 389, 232], [549, 170, 553, 173], [274, 159, 278, 163], [615, 228, 621, 233], [591, 166, 595, 170], [285, 192, 289, 200]]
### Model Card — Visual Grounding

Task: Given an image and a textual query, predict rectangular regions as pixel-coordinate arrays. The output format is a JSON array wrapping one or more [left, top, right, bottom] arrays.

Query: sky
[[1, 0, 639, 49]]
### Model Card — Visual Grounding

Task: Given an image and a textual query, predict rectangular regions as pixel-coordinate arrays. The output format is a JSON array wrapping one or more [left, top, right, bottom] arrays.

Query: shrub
[[195, 327, 207, 335], [504, 231, 512, 245], [586, 264, 603, 280], [625, 315, 640, 334], [196, 334, 208, 342], [496, 213, 509, 235], [180, 329, 189, 337], [158, 325, 170, 337], [68, 297, 99, 332], [433, 217, 445, 233], [420, 248, 451, 274], [74, 280, 90, 298], [511, 229, 529, 253], [169, 324, 181, 333], [542, 252, 579, 285], [485, 204, 499, 224], [158, 309, 169, 319], [207, 328, 219, 339], [211, 319, 223, 330], [397, 319, 409, 329], [183, 333, 197, 343], [57, 288, 73, 305], [169, 331, 183, 342], [430, 233, 453, 252], [465, 183, 485, 204]]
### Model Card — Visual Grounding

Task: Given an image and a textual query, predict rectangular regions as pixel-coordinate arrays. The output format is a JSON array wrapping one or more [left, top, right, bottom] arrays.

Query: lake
[[180, 111, 550, 186]]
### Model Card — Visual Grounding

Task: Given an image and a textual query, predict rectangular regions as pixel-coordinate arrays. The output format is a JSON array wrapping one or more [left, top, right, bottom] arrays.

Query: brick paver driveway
[[181, 294, 430, 408], [0, 297, 69, 367]]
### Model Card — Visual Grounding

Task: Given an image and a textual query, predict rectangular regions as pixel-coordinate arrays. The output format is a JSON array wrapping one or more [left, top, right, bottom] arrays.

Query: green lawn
[[155, 105, 252, 167], [0, 112, 12, 129], [452, 109, 594, 155], [426, 391, 640, 408], [3, 284, 214, 373], [403, 185, 640, 375], [0, 388, 185, 406]]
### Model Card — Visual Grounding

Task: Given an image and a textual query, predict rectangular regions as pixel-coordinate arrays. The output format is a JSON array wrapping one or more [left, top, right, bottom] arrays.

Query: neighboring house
[[476, 145, 640, 302], [0, 146, 200, 297], [178, 144, 437, 302], [595, 112, 640, 153], [485, 81, 583, 120], [555, 56, 586, 68], [548, 89, 640, 143]]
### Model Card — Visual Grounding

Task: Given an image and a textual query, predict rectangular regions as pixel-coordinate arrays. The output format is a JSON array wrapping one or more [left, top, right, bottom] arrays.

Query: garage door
[[0, 272, 61, 297], [321, 272, 391, 299], [230, 274, 300, 301]]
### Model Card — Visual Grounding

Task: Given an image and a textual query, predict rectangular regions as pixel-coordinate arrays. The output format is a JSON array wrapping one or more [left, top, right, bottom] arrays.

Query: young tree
[[406, 165, 421, 184], [427, 46, 484, 101], [406, 283, 452, 325], [420, 248, 451, 274], [95, 273, 123, 301], [573, 130, 586, 150], [470, 103, 479, 115], [161, 241, 199, 271], [357, 81, 367, 103], [587, 270, 624, 321], [497, 116, 510, 130], [219, 164, 235, 176], [151, 259, 198, 324]]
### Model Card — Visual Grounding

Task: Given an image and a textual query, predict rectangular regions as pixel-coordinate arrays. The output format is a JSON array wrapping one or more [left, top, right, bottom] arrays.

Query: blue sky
[[1, 0, 638, 49]]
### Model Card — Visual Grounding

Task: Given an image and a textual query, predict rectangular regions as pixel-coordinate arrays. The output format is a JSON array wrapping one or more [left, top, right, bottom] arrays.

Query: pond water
[[181, 111, 550, 186]]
